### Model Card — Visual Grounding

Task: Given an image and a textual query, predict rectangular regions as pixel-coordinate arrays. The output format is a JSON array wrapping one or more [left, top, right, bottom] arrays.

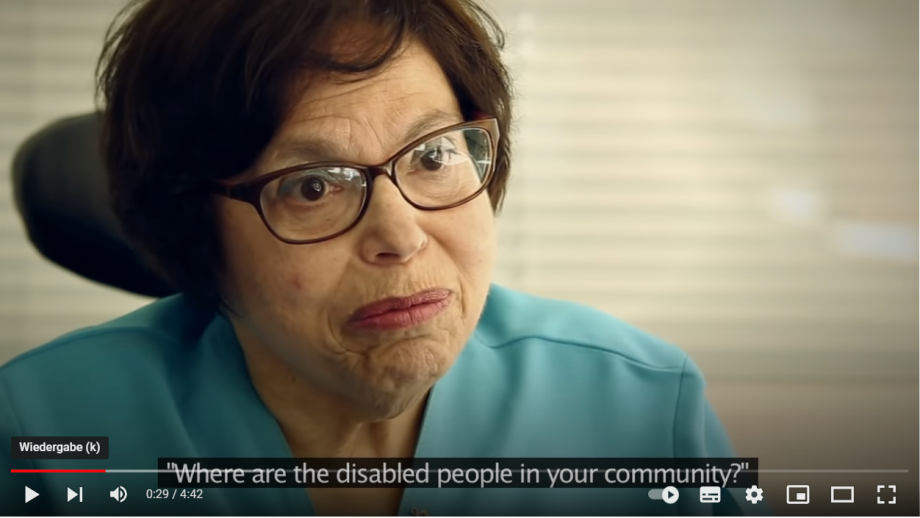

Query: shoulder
[[474, 283, 690, 372], [0, 294, 213, 380], [436, 285, 722, 458], [0, 295, 219, 433]]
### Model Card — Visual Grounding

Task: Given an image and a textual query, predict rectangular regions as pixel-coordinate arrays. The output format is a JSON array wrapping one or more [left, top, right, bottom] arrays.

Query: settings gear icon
[[745, 485, 764, 504]]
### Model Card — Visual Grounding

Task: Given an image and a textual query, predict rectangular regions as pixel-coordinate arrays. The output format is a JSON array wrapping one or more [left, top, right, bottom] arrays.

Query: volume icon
[[109, 486, 127, 503]]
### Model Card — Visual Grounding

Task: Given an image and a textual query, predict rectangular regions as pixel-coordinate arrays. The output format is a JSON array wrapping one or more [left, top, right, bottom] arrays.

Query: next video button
[[11, 436, 109, 459]]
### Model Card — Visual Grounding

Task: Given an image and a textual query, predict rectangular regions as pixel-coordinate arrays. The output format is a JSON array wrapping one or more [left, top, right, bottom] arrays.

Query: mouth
[[347, 288, 453, 331]]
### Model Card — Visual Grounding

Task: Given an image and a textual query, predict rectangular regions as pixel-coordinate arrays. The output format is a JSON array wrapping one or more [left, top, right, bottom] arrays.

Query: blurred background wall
[[0, 0, 917, 514]]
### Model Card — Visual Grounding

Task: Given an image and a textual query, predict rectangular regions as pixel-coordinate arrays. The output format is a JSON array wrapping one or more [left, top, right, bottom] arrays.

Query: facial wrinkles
[[276, 87, 402, 159], [261, 170, 453, 371], [268, 148, 436, 355], [263, 99, 464, 356], [222, 42, 492, 419]]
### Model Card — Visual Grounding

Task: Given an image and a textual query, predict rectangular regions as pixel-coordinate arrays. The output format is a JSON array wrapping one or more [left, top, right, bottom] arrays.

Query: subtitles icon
[[109, 486, 128, 503], [700, 486, 721, 503], [787, 485, 810, 504]]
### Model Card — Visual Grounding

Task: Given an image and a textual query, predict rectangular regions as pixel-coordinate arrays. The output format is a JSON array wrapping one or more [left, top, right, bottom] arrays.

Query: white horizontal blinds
[[0, 0, 148, 365], [486, 0, 917, 378], [0, 1, 31, 363], [0, 0, 915, 380]]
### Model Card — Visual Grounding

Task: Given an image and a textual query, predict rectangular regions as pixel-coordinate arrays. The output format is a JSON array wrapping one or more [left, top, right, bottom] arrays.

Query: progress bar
[[746, 470, 909, 474], [12, 470, 106, 473]]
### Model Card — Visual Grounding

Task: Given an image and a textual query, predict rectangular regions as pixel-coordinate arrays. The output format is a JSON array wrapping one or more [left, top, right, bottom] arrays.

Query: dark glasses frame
[[209, 117, 500, 245]]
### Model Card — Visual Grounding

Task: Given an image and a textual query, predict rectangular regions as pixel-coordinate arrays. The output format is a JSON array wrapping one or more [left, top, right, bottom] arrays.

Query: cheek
[[448, 197, 496, 274], [240, 248, 348, 316], [431, 196, 496, 315], [276, 253, 349, 307], [217, 200, 346, 312], [217, 202, 264, 299]]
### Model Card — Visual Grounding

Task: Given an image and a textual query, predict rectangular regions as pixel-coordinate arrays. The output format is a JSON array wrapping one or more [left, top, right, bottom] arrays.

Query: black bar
[[157, 457, 758, 489]]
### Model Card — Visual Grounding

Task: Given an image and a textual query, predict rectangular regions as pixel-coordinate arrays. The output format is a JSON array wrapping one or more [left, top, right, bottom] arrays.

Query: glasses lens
[[395, 127, 493, 208], [259, 166, 366, 241]]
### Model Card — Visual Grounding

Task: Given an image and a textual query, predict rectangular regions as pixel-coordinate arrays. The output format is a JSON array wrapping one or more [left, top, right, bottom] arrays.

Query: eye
[[298, 176, 327, 201], [277, 171, 342, 203], [413, 138, 461, 172]]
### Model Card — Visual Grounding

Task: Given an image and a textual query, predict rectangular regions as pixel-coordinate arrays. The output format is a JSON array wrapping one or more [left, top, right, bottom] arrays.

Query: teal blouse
[[1, 284, 765, 515]]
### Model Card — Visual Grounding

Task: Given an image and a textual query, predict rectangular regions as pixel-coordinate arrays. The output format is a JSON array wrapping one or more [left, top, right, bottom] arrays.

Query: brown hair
[[96, 0, 513, 310]]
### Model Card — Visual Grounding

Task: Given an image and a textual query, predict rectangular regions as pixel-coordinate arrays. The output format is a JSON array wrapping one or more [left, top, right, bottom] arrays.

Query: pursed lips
[[346, 288, 453, 331]]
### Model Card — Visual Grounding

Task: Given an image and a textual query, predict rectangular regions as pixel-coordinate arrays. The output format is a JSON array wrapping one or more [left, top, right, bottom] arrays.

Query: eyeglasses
[[210, 118, 499, 244]]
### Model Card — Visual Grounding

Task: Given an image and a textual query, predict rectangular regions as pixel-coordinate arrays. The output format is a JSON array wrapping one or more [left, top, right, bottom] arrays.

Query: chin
[[349, 340, 452, 417], [347, 375, 433, 422], [364, 392, 425, 422], [378, 348, 446, 392]]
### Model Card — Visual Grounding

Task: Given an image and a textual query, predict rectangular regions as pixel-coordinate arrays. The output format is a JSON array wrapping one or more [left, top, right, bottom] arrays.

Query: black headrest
[[11, 113, 174, 298]]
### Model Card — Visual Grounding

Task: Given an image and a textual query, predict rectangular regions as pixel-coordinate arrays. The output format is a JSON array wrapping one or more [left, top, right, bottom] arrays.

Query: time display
[[146, 489, 170, 499], [145, 489, 205, 499]]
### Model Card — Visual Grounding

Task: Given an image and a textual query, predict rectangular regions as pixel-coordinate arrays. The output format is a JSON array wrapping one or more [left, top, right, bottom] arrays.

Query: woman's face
[[215, 42, 496, 418]]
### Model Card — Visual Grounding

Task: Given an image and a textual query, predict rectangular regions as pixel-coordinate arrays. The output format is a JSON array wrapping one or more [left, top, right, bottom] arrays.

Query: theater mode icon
[[831, 486, 854, 504]]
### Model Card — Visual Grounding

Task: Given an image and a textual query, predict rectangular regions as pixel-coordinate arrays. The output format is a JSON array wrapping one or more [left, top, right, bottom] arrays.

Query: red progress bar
[[11, 469, 106, 473]]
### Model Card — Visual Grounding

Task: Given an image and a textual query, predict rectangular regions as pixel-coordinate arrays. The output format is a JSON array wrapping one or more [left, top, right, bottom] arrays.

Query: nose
[[355, 176, 428, 265]]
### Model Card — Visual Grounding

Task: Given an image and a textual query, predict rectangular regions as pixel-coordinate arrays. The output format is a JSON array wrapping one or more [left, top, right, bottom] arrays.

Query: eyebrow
[[271, 108, 462, 165]]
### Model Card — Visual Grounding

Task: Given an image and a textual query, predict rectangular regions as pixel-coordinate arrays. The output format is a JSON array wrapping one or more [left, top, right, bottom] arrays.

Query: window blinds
[[487, 0, 917, 381], [0, 0, 151, 362], [0, 0, 915, 382]]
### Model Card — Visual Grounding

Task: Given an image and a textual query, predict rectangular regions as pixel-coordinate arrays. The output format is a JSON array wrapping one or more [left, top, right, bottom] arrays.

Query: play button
[[25, 486, 39, 503], [662, 486, 680, 504]]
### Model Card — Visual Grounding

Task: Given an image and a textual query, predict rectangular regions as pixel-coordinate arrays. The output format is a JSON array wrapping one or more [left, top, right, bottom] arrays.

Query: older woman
[[1, 0, 758, 516]]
